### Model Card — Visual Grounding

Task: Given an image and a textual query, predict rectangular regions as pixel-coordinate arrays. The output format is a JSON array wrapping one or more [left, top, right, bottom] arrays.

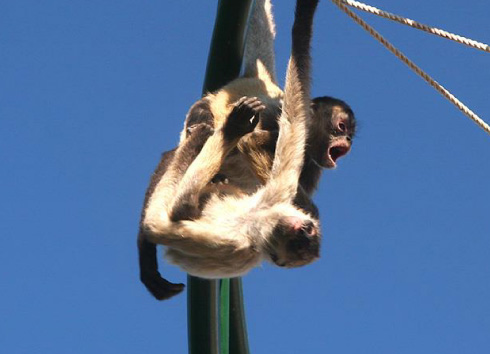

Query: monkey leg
[[243, 0, 277, 83], [171, 123, 215, 177]]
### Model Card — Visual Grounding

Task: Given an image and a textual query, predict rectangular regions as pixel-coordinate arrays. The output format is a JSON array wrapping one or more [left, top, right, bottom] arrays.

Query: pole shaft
[[188, 1, 254, 354]]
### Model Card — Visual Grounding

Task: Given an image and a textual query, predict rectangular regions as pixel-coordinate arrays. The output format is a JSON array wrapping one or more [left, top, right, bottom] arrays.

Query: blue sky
[[1, 1, 489, 353]]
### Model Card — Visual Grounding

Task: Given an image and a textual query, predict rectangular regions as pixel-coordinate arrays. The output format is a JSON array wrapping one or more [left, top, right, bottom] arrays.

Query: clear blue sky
[[1, 1, 489, 353]]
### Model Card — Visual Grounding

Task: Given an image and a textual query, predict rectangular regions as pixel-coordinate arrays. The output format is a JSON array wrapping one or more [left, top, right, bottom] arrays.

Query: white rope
[[330, 0, 490, 135], [335, 0, 490, 53]]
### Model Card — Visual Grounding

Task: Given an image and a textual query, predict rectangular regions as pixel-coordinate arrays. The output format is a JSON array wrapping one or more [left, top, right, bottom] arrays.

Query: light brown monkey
[[138, 0, 355, 300]]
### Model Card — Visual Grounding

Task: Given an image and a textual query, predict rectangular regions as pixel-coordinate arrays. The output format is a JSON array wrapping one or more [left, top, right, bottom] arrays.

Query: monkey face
[[310, 97, 356, 169], [268, 216, 320, 268]]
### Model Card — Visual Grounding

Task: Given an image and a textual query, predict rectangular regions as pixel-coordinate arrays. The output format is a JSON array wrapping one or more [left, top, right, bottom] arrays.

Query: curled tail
[[138, 235, 185, 300]]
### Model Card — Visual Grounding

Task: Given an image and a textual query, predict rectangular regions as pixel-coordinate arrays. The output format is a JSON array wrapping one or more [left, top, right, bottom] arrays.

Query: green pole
[[219, 279, 231, 354], [188, 1, 254, 354]]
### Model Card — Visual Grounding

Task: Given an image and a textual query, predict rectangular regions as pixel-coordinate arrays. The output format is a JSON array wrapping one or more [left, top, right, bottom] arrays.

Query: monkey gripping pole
[[187, 1, 253, 354]]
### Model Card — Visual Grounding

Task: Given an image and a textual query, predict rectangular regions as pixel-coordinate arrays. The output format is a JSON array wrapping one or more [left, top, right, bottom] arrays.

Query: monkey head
[[267, 214, 320, 268], [309, 96, 356, 169]]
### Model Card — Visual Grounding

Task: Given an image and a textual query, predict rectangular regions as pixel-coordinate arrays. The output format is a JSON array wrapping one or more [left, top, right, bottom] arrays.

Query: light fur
[[138, 0, 322, 297]]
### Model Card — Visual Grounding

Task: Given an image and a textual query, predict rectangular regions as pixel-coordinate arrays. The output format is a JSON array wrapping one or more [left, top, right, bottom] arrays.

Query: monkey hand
[[183, 123, 215, 159], [223, 96, 266, 140], [186, 122, 214, 139]]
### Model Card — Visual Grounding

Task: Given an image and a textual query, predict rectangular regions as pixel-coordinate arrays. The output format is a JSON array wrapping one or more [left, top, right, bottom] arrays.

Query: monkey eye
[[338, 122, 346, 133]]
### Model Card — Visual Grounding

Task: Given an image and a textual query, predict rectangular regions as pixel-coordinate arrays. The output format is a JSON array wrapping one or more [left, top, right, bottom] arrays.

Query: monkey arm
[[293, 185, 319, 218], [299, 156, 322, 195], [168, 127, 240, 221], [143, 124, 215, 233], [169, 96, 265, 222], [257, 0, 319, 207]]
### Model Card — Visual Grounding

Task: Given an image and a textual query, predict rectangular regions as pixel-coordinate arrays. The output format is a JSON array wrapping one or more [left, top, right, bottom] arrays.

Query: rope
[[335, 0, 490, 53], [330, 0, 490, 135]]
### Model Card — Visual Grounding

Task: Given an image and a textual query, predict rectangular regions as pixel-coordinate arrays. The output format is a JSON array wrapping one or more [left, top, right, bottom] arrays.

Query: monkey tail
[[138, 235, 185, 300], [243, 0, 277, 83]]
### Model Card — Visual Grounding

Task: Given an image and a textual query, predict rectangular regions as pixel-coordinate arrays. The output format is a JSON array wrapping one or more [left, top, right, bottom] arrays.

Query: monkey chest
[[217, 151, 262, 194]]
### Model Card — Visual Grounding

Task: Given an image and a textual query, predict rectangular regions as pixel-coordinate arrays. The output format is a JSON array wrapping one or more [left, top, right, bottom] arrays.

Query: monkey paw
[[186, 123, 214, 139], [185, 123, 214, 155], [223, 97, 266, 140], [187, 123, 214, 144]]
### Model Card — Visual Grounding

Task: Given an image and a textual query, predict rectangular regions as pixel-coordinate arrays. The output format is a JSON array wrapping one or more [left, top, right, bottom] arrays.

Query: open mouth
[[326, 143, 350, 167]]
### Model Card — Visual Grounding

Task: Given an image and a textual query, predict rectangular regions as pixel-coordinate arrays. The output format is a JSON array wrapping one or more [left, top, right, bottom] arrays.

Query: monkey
[[138, 0, 356, 300], [140, 0, 320, 293]]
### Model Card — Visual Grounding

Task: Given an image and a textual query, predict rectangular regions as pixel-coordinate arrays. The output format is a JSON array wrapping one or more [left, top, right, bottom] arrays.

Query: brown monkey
[[138, 0, 355, 300]]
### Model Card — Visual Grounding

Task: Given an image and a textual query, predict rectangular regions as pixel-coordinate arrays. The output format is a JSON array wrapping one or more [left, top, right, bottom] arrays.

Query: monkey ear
[[309, 103, 316, 119]]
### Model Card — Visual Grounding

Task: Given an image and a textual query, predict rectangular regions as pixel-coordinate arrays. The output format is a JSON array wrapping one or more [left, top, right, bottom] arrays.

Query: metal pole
[[188, 1, 254, 354]]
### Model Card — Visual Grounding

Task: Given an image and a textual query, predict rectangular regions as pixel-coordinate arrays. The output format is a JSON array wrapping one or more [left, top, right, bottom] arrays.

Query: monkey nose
[[285, 217, 319, 239], [288, 222, 320, 258], [290, 219, 317, 239], [301, 220, 316, 237]]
